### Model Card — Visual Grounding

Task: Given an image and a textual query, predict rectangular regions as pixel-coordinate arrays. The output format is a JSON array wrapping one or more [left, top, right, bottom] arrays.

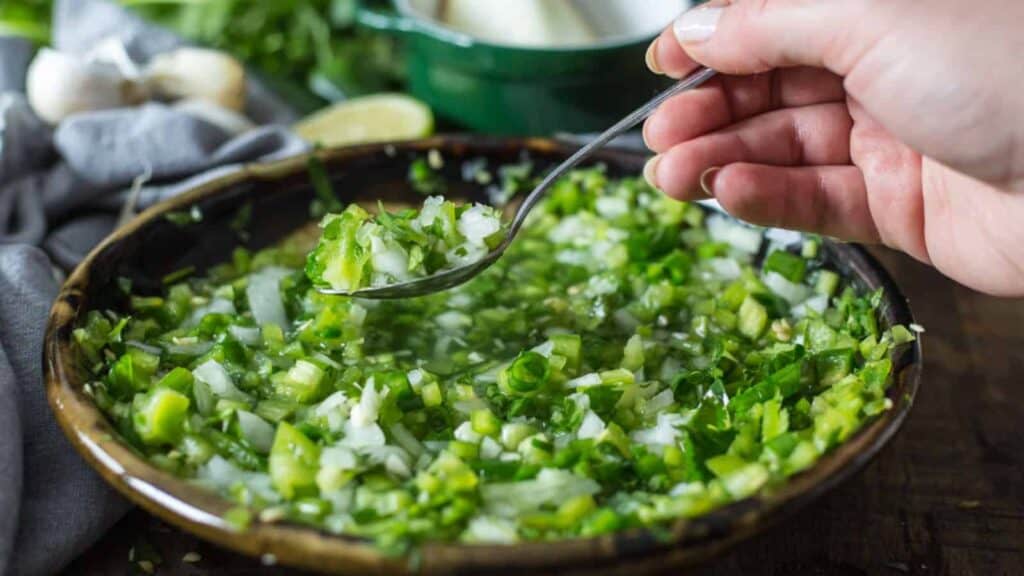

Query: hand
[[643, 0, 1024, 296]]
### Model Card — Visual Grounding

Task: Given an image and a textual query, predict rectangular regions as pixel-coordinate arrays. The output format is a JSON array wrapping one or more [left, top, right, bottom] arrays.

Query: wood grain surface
[[64, 248, 1024, 576]]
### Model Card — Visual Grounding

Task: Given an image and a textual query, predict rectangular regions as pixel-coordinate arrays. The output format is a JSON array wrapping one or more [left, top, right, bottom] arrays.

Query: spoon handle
[[507, 66, 718, 237]]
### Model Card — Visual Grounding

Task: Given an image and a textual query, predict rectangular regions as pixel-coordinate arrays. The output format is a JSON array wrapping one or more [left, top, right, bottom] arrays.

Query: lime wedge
[[293, 94, 434, 147]]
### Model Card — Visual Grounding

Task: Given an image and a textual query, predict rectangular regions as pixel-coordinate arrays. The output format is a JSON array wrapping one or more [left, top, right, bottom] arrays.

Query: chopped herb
[[162, 266, 196, 285]]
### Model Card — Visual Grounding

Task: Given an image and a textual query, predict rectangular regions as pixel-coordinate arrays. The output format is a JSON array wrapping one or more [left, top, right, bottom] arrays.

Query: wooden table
[[65, 248, 1024, 576]]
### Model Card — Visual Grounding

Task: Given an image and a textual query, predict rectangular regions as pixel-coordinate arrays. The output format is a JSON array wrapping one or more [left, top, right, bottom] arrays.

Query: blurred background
[[0, 0, 689, 135]]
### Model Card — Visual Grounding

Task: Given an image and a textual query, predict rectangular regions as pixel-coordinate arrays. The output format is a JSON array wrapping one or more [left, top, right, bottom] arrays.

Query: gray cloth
[[0, 1, 310, 574]]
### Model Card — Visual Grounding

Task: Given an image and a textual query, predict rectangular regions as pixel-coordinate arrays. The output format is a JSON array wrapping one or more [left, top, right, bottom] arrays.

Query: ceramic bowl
[[45, 136, 921, 575]]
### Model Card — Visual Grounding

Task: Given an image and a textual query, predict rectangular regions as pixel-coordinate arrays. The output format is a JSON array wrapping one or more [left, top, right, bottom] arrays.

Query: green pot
[[356, 0, 689, 135]]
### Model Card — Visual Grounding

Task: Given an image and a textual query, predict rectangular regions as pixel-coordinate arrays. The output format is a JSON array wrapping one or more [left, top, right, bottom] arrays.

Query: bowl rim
[[44, 136, 922, 575]]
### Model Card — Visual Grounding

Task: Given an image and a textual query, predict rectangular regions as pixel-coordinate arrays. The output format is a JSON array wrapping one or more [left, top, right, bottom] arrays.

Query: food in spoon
[[306, 198, 505, 292], [76, 161, 913, 553]]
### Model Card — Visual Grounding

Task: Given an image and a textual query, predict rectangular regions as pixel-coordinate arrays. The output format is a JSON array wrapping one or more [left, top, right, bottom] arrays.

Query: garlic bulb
[[26, 48, 147, 124], [146, 48, 246, 113]]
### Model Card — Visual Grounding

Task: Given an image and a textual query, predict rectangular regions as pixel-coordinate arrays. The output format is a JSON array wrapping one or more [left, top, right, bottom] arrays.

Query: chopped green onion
[[78, 160, 912, 554]]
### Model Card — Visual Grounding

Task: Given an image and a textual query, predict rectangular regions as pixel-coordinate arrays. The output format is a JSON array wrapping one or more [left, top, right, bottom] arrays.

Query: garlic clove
[[26, 48, 147, 125], [145, 48, 247, 113], [173, 98, 255, 137]]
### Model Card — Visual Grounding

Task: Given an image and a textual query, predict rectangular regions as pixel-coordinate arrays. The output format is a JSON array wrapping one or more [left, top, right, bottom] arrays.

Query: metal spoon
[[319, 66, 718, 299]]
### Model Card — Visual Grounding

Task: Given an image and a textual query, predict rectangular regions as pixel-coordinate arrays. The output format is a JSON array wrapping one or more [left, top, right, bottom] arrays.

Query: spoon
[[319, 66, 718, 299]]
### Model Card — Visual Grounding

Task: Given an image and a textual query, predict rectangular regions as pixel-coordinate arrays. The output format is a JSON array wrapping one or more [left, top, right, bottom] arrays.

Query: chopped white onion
[[436, 310, 472, 332], [192, 359, 250, 401], [349, 378, 382, 427], [457, 204, 501, 245], [566, 373, 602, 388], [480, 436, 503, 459], [463, 516, 519, 544], [188, 298, 236, 327], [763, 271, 812, 305], [246, 267, 290, 329], [481, 469, 600, 517], [315, 391, 350, 432], [228, 325, 261, 346], [369, 236, 410, 283], [531, 340, 555, 358], [576, 411, 605, 440], [342, 421, 386, 448], [454, 421, 482, 444], [595, 196, 630, 219], [646, 388, 675, 414], [707, 258, 742, 280], [707, 214, 763, 254], [320, 446, 357, 470], [237, 410, 274, 454], [631, 413, 686, 447]]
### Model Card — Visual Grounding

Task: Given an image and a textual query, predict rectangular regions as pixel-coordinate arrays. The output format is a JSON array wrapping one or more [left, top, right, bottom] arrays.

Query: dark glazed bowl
[[45, 137, 922, 575]]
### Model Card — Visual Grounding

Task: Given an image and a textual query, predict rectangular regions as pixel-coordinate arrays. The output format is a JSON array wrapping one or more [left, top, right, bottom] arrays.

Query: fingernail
[[645, 38, 663, 74], [673, 5, 723, 44], [642, 119, 653, 150], [644, 155, 662, 190], [700, 167, 720, 197]]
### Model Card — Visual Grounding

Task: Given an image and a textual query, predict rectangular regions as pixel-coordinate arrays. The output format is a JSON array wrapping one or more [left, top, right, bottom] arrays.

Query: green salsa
[[76, 160, 912, 554]]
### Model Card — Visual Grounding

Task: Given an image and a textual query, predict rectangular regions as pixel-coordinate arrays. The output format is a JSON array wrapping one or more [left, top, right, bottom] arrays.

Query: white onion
[[246, 267, 290, 329], [763, 271, 812, 305], [595, 196, 630, 219], [631, 413, 685, 447], [413, 196, 444, 230], [706, 258, 742, 280], [646, 388, 675, 414], [369, 236, 410, 282], [320, 446, 357, 471], [228, 325, 262, 346], [566, 373, 602, 388], [385, 453, 412, 477], [350, 377, 383, 427], [192, 359, 250, 401], [436, 311, 472, 332], [481, 469, 600, 517], [454, 421, 482, 444], [457, 204, 501, 245], [576, 411, 606, 440], [463, 516, 519, 544], [480, 436, 503, 459], [531, 340, 555, 358], [707, 214, 763, 254], [793, 294, 830, 318], [237, 410, 274, 454], [188, 298, 236, 327], [314, 391, 350, 432], [342, 422, 386, 448]]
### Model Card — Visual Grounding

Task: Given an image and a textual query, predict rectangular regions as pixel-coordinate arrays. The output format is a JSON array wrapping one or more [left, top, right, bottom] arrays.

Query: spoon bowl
[[318, 66, 718, 299]]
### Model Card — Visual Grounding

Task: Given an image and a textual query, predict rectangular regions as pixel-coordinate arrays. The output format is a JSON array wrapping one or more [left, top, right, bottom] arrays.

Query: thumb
[[666, 0, 879, 76]]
